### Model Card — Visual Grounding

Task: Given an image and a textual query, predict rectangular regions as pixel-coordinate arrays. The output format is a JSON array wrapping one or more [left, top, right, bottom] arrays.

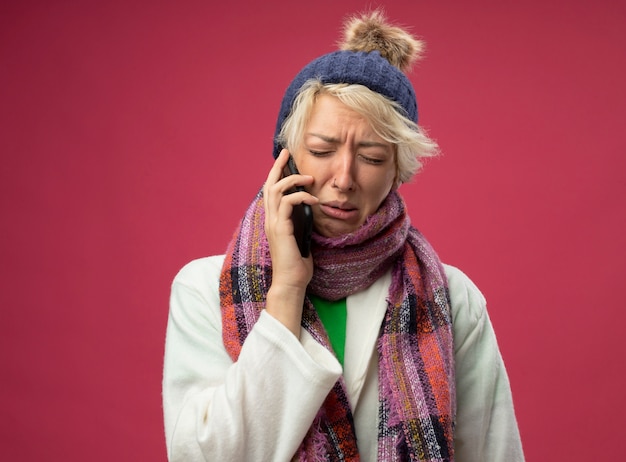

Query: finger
[[266, 149, 290, 188], [265, 155, 317, 215], [264, 149, 290, 211]]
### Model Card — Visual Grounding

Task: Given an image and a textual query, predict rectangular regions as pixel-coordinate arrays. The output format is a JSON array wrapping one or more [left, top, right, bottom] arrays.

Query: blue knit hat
[[272, 49, 418, 158]]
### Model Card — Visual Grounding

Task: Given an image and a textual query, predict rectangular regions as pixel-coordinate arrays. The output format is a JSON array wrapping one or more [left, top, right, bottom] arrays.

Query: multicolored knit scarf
[[219, 189, 456, 461]]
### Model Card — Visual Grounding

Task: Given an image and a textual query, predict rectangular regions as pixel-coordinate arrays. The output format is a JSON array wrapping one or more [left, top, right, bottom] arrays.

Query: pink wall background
[[2, 1, 625, 460]]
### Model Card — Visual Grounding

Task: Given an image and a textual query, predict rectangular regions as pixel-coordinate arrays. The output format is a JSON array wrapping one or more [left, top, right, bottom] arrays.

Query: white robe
[[163, 255, 524, 461]]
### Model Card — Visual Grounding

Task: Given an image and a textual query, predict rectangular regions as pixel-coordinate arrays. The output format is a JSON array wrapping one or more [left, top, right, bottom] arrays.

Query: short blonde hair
[[276, 79, 439, 186]]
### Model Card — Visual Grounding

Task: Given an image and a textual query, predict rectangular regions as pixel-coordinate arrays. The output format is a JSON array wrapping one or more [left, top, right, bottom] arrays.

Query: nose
[[332, 149, 355, 191]]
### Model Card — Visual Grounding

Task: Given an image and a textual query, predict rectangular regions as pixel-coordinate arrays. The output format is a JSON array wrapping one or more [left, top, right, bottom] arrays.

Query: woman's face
[[292, 94, 396, 238]]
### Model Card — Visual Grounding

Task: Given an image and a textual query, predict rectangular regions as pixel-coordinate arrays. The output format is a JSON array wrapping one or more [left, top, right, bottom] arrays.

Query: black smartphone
[[282, 155, 313, 258]]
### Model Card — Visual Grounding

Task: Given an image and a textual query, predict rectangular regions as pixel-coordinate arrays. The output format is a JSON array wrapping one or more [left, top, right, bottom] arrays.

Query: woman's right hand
[[263, 149, 318, 337]]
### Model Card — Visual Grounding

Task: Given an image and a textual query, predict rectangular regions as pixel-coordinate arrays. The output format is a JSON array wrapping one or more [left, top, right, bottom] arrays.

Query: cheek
[[293, 154, 328, 189], [364, 173, 395, 210], [291, 150, 305, 171], [292, 150, 316, 176], [376, 183, 394, 206], [376, 165, 396, 193]]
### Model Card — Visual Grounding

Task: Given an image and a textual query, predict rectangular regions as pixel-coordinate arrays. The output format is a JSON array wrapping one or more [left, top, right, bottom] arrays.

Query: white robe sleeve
[[445, 265, 525, 461], [162, 256, 342, 462]]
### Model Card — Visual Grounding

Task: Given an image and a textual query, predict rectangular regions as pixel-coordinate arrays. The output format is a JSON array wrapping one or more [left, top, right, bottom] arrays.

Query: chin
[[314, 220, 360, 238]]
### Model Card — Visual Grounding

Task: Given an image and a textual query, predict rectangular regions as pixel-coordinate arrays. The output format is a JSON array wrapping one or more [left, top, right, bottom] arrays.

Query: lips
[[319, 201, 359, 220]]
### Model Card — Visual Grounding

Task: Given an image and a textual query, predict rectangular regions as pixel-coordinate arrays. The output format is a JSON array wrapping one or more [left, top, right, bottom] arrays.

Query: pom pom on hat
[[273, 10, 423, 158], [340, 10, 424, 72]]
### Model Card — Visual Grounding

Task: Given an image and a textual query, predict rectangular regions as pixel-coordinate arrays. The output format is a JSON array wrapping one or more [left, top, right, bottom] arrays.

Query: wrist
[[265, 284, 307, 338]]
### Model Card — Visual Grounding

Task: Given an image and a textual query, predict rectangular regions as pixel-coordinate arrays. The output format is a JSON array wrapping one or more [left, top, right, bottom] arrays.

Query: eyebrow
[[306, 132, 389, 149]]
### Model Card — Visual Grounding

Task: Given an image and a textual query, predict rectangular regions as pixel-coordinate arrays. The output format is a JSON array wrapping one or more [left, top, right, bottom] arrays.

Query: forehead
[[304, 94, 391, 146], [307, 95, 370, 132]]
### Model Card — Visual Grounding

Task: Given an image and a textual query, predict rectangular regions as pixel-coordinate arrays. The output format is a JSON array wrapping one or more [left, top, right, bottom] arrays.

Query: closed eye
[[309, 150, 333, 157], [358, 154, 386, 165]]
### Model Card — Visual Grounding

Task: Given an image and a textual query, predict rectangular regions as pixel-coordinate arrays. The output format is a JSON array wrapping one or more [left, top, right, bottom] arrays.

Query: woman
[[163, 11, 524, 462]]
